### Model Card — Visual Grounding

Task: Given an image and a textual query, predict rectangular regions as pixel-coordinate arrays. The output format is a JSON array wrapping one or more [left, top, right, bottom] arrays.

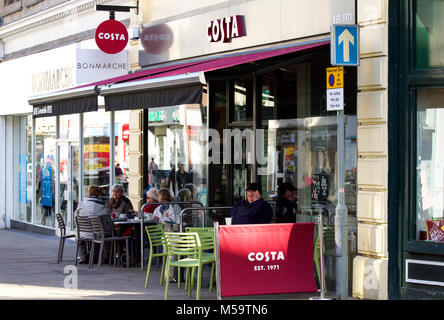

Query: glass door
[[58, 142, 80, 234], [228, 126, 254, 203]]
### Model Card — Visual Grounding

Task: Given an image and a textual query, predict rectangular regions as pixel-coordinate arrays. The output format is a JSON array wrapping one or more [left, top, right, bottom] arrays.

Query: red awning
[[28, 39, 329, 116], [100, 40, 329, 111], [107, 40, 329, 86]]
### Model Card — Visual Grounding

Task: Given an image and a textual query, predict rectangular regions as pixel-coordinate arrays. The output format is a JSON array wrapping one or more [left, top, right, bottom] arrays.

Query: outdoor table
[[112, 218, 156, 267]]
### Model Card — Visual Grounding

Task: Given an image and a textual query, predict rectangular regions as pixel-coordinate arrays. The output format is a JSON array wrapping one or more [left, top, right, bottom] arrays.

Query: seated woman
[[143, 188, 159, 220], [153, 188, 181, 231], [107, 184, 133, 216]]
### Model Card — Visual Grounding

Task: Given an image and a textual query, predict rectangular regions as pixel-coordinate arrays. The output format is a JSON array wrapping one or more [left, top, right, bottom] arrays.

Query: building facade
[[9, 0, 444, 300], [0, 0, 136, 234]]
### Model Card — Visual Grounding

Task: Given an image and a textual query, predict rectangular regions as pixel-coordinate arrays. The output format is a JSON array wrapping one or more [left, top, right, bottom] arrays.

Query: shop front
[[22, 0, 358, 295], [389, 0, 444, 299], [0, 39, 131, 234]]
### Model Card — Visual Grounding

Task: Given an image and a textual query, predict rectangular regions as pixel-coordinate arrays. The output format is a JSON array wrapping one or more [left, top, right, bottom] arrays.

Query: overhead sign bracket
[[96, 2, 139, 19]]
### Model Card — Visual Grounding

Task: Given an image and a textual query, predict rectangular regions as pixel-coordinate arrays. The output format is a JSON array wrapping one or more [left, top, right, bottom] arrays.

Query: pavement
[[0, 228, 326, 300]]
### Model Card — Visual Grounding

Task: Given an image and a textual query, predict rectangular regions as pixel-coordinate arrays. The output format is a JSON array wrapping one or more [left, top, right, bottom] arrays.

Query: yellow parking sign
[[326, 67, 344, 89]]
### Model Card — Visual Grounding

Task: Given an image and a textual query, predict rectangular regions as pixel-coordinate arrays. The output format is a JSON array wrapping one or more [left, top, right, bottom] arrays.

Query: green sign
[[148, 110, 165, 122]]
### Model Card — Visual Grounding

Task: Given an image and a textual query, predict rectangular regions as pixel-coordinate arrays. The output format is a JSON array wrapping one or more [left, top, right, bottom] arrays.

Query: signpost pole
[[335, 108, 348, 300], [330, 23, 359, 300], [214, 222, 222, 300]]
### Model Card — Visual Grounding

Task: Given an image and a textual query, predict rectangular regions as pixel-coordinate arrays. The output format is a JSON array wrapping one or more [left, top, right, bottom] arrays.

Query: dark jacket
[[227, 198, 273, 225], [275, 197, 298, 223], [107, 195, 133, 214], [176, 170, 189, 190]]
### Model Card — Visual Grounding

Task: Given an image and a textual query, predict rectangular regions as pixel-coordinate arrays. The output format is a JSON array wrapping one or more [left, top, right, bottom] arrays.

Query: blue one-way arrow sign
[[331, 24, 360, 66]]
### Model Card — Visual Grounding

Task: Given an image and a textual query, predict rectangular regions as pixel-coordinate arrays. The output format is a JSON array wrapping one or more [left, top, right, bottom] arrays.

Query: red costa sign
[[207, 15, 245, 43], [95, 20, 128, 54], [218, 223, 317, 297], [140, 24, 174, 55]]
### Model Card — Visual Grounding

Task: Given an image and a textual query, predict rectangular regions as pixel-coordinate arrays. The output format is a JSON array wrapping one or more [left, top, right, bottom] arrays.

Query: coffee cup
[[225, 217, 232, 225]]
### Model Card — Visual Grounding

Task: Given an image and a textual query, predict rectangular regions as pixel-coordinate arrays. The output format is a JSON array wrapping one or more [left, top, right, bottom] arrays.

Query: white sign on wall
[[76, 49, 129, 84]]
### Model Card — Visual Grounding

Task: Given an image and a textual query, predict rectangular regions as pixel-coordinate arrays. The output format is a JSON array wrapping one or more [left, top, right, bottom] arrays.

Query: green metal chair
[[144, 225, 168, 288], [185, 227, 215, 292], [163, 232, 215, 300]]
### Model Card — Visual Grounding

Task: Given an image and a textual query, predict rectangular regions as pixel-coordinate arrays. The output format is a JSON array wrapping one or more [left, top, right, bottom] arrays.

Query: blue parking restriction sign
[[331, 24, 360, 66]]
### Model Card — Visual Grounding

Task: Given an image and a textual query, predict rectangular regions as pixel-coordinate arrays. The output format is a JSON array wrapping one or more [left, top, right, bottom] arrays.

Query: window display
[[35, 117, 56, 227], [83, 109, 111, 200], [416, 89, 444, 241], [13, 116, 32, 223]]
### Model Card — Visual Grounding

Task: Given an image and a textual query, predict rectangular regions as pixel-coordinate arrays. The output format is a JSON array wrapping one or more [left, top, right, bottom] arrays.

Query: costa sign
[[218, 223, 318, 297], [95, 20, 128, 54], [207, 15, 245, 43]]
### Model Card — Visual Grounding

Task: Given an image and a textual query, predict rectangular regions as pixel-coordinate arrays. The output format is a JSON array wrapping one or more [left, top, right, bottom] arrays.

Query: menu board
[[311, 172, 329, 202]]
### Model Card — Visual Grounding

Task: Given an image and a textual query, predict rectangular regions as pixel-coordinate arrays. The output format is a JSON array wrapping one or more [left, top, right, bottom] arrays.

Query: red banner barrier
[[218, 223, 318, 297]]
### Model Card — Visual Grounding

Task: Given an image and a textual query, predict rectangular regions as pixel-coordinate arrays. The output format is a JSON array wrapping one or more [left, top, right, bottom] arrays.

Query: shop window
[[230, 78, 253, 122], [13, 115, 32, 223], [83, 109, 111, 201], [211, 80, 229, 206], [416, 89, 444, 241], [415, 0, 444, 68], [146, 104, 208, 209], [114, 111, 130, 195], [35, 117, 56, 227], [257, 58, 357, 293], [58, 114, 80, 228]]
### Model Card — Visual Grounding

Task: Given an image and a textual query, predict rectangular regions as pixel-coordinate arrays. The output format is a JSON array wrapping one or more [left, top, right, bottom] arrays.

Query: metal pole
[[335, 109, 348, 300], [319, 216, 325, 299], [214, 222, 222, 300]]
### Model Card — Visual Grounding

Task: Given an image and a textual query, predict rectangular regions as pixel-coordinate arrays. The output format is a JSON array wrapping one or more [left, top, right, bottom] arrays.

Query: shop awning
[[27, 60, 208, 118], [29, 85, 99, 118], [28, 39, 329, 117], [101, 40, 329, 111]]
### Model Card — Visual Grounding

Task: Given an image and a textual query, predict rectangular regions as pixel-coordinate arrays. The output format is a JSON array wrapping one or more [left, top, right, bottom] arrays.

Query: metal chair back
[[179, 207, 232, 231], [89, 216, 106, 240], [75, 216, 93, 239], [56, 213, 66, 236]]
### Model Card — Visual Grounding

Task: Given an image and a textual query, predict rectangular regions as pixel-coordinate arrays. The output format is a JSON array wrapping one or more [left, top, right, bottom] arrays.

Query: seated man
[[275, 182, 298, 223], [226, 182, 273, 225]]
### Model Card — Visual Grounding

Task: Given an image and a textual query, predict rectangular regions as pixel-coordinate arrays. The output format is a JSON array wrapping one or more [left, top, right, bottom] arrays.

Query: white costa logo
[[98, 33, 127, 41], [248, 251, 285, 262]]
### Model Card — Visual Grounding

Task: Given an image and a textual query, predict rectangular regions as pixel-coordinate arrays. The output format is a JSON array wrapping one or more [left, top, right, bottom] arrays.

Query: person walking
[[148, 158, 159, 188]]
